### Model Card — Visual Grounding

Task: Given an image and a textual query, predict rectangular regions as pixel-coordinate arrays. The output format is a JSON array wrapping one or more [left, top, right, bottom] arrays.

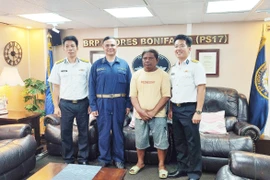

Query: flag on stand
[[249, 33, 269, 136], [45, 33, 54, 115]]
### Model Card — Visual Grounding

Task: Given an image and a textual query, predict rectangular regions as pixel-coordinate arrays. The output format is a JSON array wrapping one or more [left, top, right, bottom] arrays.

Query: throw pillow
[[199, 110, 227, 134]]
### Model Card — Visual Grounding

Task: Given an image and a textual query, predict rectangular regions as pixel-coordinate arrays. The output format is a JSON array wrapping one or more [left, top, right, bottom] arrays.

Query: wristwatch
[[195, 110, 202, 115]]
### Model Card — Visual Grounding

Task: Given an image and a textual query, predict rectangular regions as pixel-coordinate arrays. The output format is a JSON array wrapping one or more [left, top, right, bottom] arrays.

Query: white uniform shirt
[[48, 58, 91, 100], [170, 59, 206, 103]]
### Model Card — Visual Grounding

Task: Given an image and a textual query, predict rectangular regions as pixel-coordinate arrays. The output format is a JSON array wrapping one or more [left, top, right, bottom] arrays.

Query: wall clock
[[3, 41, 23, 66]]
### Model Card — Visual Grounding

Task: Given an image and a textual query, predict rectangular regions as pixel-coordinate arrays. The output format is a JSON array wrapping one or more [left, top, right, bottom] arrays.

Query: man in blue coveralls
[[89, 36, 132, 169]]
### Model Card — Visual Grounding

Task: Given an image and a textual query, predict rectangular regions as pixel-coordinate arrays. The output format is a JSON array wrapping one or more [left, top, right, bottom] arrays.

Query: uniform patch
[[118, 67, 126, 71], [191, 59, 199, 63], [80, 59, 89, 63], [61, 70, 68, 72], [97, 68, 105, 72], [79, 69, 85, 71], [56, 59, 65, 64]]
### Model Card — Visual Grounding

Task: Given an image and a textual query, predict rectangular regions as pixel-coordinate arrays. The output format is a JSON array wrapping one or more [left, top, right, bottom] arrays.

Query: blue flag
[[249, 35, 268, 133], [45, 33, 54, 115]]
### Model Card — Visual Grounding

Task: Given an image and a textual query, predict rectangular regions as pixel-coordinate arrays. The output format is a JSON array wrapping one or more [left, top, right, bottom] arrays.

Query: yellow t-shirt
[[130, 68, 171, 119]]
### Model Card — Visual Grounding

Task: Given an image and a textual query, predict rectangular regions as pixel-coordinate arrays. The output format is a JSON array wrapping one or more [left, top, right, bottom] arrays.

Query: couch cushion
[[200, 110, 227, 134], [0, 135, 36, 175], [225, 116, 238, 131], [45, 124, 79, 144], [200, 132, 253, 158]]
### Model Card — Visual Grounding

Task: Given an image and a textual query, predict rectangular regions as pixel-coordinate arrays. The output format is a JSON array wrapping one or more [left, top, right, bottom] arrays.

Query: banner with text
[[83, 34, 229, 47]]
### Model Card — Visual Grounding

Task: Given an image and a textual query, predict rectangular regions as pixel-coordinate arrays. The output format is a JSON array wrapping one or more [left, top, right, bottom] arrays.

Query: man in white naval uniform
[[168, 34, 206, 180], [48, 35, 91, 164]]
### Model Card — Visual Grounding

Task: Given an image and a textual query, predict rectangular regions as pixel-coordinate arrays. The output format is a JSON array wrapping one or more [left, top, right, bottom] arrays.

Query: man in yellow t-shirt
[[129, 49, 171, 179]]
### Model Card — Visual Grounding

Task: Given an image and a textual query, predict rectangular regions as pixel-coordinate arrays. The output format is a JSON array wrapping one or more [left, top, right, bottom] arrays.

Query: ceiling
[[0, 0, 269, 30]]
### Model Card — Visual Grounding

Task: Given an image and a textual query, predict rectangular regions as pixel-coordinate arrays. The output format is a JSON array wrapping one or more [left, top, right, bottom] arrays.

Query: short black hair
[[141, 49, 159, 60], [174, 34, 192, 47], [103, 36, 116, 43], [63, 36, 78, 47]]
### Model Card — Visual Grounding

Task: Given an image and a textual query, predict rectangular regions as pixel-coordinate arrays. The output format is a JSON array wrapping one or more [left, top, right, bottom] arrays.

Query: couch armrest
[[123, 113, 132, 127], [233, 121, 260, 141], [0, 124, 32, 140], [216, 165, 245, 180], [237, 93, 249, 122], [44, 114, 61, 125], [230, 151, 270, 179]]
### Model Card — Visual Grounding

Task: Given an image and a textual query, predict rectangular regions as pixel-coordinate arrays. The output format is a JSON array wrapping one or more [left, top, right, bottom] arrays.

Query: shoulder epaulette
[[80, 58, 89, 63], [191, 59, 199, 63], [56, 59, 65, 64]]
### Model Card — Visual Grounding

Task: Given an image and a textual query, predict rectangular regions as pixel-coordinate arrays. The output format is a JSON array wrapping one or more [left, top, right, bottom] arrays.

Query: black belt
[[61, 97, 88, 104], [172, 102, 197, 107]]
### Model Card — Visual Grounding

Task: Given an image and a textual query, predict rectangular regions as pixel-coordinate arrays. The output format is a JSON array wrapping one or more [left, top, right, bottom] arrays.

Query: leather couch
[[200, 87, 260, 172], [0, 124, 37, 180], [123, 87, 260, 169], [44, 114, 98, 160], [44, 87, 260, 169], [216, 151, 270, 180], [45, 113, 173, 164]]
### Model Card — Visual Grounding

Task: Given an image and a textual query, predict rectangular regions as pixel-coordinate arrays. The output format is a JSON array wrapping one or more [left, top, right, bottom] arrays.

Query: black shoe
[[97, 161, 109, 167], [115, 162, 125, 169], [188, 178, 199, 180], [64, 161, 74, 164], [78, 161, 89, 165], [168, 164, 186, 178]]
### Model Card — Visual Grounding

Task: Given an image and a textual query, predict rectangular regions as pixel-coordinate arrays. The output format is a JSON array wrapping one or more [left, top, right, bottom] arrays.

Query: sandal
[[129, 165, 144, 175], [159, 169, 168, 179]]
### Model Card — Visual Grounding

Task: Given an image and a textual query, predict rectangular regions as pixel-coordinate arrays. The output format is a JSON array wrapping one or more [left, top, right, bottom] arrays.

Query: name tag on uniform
[[61, 70, 68, 72], [118, 67, 126, 71], [97, 68, 105, 72], [79, 69, 85, 71]]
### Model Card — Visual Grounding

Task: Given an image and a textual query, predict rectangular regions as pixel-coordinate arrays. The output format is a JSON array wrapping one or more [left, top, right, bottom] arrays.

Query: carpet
[[25, 152, 216, 180]]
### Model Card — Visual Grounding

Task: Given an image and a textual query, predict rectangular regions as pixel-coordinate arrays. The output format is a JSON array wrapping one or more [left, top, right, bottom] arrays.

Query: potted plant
[[23, 78, 46, 116]]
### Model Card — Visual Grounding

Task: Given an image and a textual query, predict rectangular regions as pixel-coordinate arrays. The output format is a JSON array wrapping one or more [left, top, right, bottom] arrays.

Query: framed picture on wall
[[196, 49, 220, 77], [90, 51, 105, 64]]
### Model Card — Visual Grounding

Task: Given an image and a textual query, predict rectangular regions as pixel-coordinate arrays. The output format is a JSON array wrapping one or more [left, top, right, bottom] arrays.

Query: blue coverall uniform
[[89, 57, 132, 164]]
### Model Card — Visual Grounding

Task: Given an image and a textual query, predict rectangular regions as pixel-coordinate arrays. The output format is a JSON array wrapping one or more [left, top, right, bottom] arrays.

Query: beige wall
[[0, 22, 268, 134], [0, 24, 46, 111], [28, 29, 46, 80], [1, 22, 269, 106], [54, 21, 270, 99]]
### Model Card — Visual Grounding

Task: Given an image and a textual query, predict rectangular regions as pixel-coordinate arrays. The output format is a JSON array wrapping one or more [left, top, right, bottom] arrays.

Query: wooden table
[[28, 163, 127, 180], [0, 110, 41, 146], [93, 167, 127, 180]]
